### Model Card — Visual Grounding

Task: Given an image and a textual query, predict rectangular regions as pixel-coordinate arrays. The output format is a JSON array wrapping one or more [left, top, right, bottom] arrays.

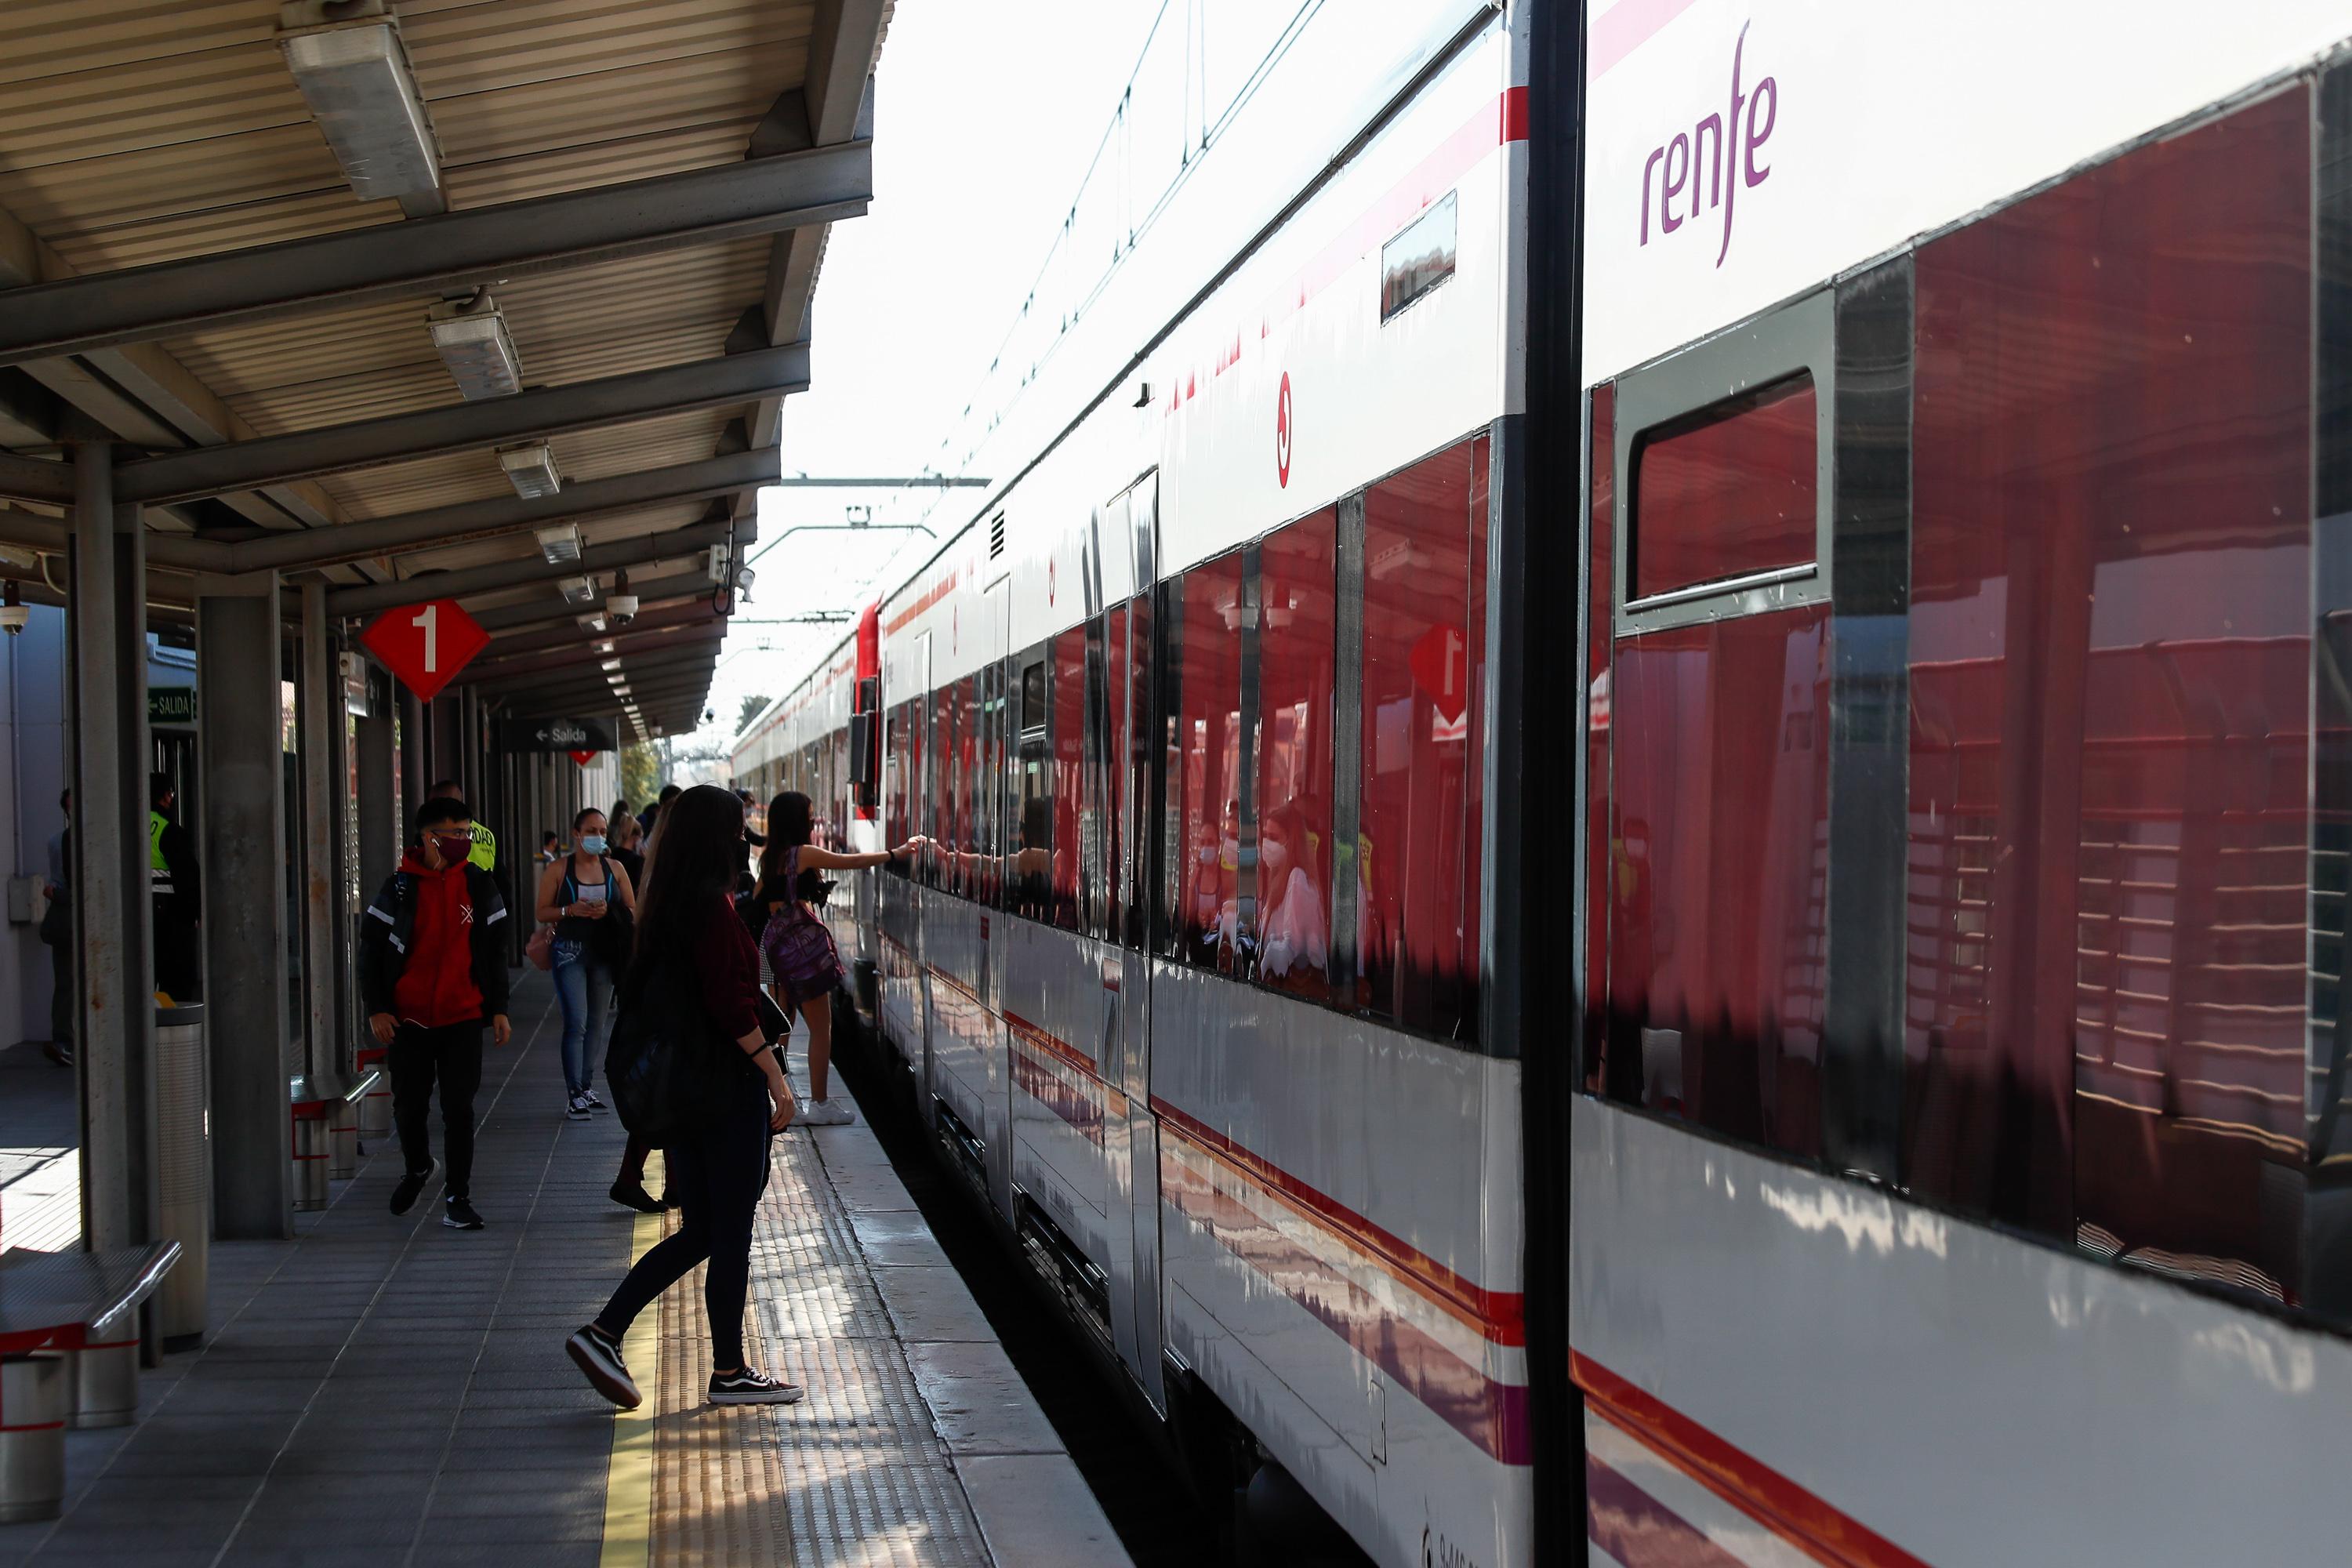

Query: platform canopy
[[0, 0, 890, 739]]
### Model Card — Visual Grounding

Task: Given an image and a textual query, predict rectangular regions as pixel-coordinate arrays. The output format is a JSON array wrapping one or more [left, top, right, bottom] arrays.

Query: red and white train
[[737, 2, 2352, 1562]]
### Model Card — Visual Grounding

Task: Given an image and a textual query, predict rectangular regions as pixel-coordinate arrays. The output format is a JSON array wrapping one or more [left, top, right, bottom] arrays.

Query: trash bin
[[356, 1046, 392, 1140], [154, 1004, 209, 1350], [289, 1078, 329, 1212], [0, 1350, 67, 1522]]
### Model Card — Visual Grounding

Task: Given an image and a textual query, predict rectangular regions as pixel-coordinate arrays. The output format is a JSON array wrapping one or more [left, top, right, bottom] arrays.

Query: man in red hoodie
[[360, 796, 513, 1229]]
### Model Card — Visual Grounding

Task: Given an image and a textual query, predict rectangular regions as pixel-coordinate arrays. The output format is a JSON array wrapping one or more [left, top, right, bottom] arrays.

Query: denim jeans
[[552, 938, 615, 1098]]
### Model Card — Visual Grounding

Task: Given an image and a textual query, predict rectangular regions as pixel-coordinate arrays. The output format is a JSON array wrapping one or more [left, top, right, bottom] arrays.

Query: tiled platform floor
[[0, 971, 1126, 1567]]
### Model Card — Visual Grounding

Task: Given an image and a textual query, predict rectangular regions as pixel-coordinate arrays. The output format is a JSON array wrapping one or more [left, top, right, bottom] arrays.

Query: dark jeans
[[594, 1087, 770, 1367], [390, 1021, 485, 1200]]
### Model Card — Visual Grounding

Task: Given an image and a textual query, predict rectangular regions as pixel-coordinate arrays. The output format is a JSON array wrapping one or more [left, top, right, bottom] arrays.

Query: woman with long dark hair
[[566, 786, 800, 1407], [754, 792, 919, 1126]]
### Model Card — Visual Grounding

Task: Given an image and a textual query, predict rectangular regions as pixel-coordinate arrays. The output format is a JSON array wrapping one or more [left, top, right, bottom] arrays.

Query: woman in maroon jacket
[[565, 786, 801, 1407]]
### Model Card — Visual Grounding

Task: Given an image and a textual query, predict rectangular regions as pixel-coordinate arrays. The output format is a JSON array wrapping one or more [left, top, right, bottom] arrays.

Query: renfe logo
[[1639, 20, 1777, 267]]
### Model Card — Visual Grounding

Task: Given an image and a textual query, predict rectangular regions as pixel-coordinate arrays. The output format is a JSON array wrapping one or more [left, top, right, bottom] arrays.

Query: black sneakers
[[608, 1179, 666, 1214], [567, 1324, 641, 1409], [390, 1159, 441, 1216], [442, 1196, 484, 1230], [707, 1367, 804, 1406]]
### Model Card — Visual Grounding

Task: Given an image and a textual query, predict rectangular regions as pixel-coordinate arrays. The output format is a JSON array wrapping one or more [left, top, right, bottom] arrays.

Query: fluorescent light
[[575, 612, 606, 632], [557, 576, 596, 605], [278, 6, 442, 211], [426, 292, 521, 400], [599, 659, 623, 672], [504, 447, 565, 503], [531, 521, 581, 563]]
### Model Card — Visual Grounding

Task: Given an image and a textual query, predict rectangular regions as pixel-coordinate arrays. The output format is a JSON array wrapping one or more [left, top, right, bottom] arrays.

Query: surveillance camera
[[0, 604, 27, 637], [607, 594, 638, 625]]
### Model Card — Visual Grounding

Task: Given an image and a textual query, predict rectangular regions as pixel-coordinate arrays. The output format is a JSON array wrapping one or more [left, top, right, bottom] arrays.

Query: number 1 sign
[[359, 597, 489, 705]]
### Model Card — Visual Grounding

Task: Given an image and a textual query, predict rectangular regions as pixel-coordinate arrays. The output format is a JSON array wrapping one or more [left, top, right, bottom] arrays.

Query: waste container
[[154, 1004, 209, 1350], [289, 1078, 330, 1212], [0, 1351, 66, 1521]]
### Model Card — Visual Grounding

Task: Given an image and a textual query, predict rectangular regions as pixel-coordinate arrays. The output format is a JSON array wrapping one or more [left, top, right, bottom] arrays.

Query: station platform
[[0, 972, 1128, 1568]]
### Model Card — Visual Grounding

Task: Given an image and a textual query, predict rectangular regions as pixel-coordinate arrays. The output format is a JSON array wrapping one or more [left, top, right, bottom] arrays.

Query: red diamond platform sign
[[360, 598, 488, 705], [1409, 622, 1470, 724], [568, 750, 597, 767]]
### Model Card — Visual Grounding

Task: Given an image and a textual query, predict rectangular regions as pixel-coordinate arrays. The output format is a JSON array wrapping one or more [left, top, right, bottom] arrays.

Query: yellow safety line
[[600, 1152, 665, 1568]]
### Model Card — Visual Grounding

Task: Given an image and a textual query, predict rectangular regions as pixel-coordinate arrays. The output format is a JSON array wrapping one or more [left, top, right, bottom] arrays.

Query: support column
[[397, 685, 424, 817], [68, 443, 156, 1251], [356, 667, 397, 897], [298, 581, 339, 1082], [198, 571, 292, 1238]]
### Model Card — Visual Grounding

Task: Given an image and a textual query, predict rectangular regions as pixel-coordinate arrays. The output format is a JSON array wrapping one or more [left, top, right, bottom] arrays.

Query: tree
[[621, 740, 659, 807], [738, 694, 771, 735]]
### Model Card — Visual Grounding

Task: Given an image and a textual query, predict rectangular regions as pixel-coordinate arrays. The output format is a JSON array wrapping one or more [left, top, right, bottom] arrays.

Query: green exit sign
[[150, 688, 196, 726]]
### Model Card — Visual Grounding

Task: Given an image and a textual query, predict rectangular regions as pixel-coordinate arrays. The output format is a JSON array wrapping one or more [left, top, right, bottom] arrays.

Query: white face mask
[[579, 834, 607, 855], [1263, 837, 1292, 880]]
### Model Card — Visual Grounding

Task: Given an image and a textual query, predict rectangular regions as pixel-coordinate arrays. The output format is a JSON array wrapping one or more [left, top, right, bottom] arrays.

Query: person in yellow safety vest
[[148, 771, 201, 1003], [429, 779, 499, 873]]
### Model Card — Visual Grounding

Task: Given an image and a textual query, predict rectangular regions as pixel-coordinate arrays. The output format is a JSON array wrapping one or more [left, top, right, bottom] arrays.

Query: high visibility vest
[[467, 822, 497, 873], [149, 811, 172, 896]]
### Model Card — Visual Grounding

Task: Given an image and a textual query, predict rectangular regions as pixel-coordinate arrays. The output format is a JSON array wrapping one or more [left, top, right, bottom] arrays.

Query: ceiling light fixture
[[277, 1, 444, 215], [557, 575, 596, 606], [426, 291, 522, 399], [532, 521, 581, 564], [504, 446, 565, 503]]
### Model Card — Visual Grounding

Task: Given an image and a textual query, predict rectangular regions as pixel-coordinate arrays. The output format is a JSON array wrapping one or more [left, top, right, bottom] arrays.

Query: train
[[735, 2, 2352, 1563]]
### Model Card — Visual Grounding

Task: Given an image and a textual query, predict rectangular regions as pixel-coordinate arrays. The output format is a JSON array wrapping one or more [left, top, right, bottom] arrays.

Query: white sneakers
[[797, 1098, 856, 1127]]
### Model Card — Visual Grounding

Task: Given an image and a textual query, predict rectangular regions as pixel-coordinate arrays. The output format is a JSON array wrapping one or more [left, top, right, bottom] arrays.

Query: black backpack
[[602, 949, 745, 1141]]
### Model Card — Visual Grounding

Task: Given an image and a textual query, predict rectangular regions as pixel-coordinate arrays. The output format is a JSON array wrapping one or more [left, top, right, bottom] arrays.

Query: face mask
[[579, 834, 608, 855], [434, 833, 474, 866]]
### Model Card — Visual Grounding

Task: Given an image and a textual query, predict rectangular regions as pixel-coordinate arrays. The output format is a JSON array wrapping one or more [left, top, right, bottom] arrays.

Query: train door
[[978, 575, 1015, 1214], [909, 632, 935, 1115], [1114, 474, 1166, 1410]]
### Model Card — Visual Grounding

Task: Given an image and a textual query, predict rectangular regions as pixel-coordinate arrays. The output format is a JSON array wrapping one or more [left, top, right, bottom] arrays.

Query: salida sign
[[359, 598, 488, 704]]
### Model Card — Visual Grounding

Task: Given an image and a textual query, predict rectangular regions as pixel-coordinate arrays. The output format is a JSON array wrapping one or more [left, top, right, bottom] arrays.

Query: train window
[[1907, 87, 2315, 1298], [1380, 190, 1457, 323], [1013, 652, 1052, 920], [1629, 373, 1816, 602], [931, 682, 958, 894], [1359, 438, 1486, 1040], [957, 675, 984, 903], [1162, 552, 1245, 969], [1254, 506, 1338, 1001], [1052, 629, 1086, 931]]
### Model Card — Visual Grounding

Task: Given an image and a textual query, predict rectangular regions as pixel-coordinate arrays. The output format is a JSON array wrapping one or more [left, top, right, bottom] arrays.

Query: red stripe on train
[[1160, 1129, 1530, 1466], [1149, 1094, 1523, 1347], [1573, 1352, 1931, 1568]]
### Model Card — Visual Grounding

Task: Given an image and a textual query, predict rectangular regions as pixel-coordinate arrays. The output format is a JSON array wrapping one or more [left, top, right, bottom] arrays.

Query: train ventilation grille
[[989, 514, 1006, 559]]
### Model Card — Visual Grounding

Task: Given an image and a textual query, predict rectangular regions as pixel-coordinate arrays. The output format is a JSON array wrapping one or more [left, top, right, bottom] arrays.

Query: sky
[[673, 0, 1167, 765]]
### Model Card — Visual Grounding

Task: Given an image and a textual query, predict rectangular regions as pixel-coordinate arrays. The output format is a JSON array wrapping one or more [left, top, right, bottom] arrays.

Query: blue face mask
[[579, 834, 608, 855]]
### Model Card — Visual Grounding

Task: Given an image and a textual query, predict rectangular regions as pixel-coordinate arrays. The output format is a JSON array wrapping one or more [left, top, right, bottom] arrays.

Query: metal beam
[[325, 517, 733, 617], [117, 344, 812, 505], [470, 644, 720, 698], [470, 569, 717, 633], [0, 142, 873, 366], [481, 667, 717, 710], [237, 449, 777, 575], [0, 450, 69, 504], [462, 621, 728, 684], [480, 599, 720, 659]]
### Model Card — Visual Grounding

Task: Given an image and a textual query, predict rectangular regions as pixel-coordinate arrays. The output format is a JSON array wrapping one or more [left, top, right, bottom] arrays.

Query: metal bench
[[0, 1240, 180, 1522], [289, 1068, 383, 1207]]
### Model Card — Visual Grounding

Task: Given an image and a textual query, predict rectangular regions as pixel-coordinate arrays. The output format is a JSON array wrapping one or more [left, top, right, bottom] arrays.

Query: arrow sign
[[1409, 622, 1469, 724], [360, 597, 487, 705], [500, 716, 617, 753]]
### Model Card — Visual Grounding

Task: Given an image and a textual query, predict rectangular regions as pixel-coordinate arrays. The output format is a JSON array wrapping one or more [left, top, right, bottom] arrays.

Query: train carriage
[[735, 2, 2352, 1563]]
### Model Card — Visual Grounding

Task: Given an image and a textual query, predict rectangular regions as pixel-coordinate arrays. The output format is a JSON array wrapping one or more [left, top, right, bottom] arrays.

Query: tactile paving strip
[[648, 1131, 991, 1568]]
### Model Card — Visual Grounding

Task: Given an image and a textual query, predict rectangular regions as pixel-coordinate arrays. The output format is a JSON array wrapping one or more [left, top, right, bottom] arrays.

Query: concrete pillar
[[396, 685, 424, 819], [356, 666, 397, 898], [68, 444, 157, 1250], [297, 582, 339, 1082], [198, 571, 292, 1239]]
